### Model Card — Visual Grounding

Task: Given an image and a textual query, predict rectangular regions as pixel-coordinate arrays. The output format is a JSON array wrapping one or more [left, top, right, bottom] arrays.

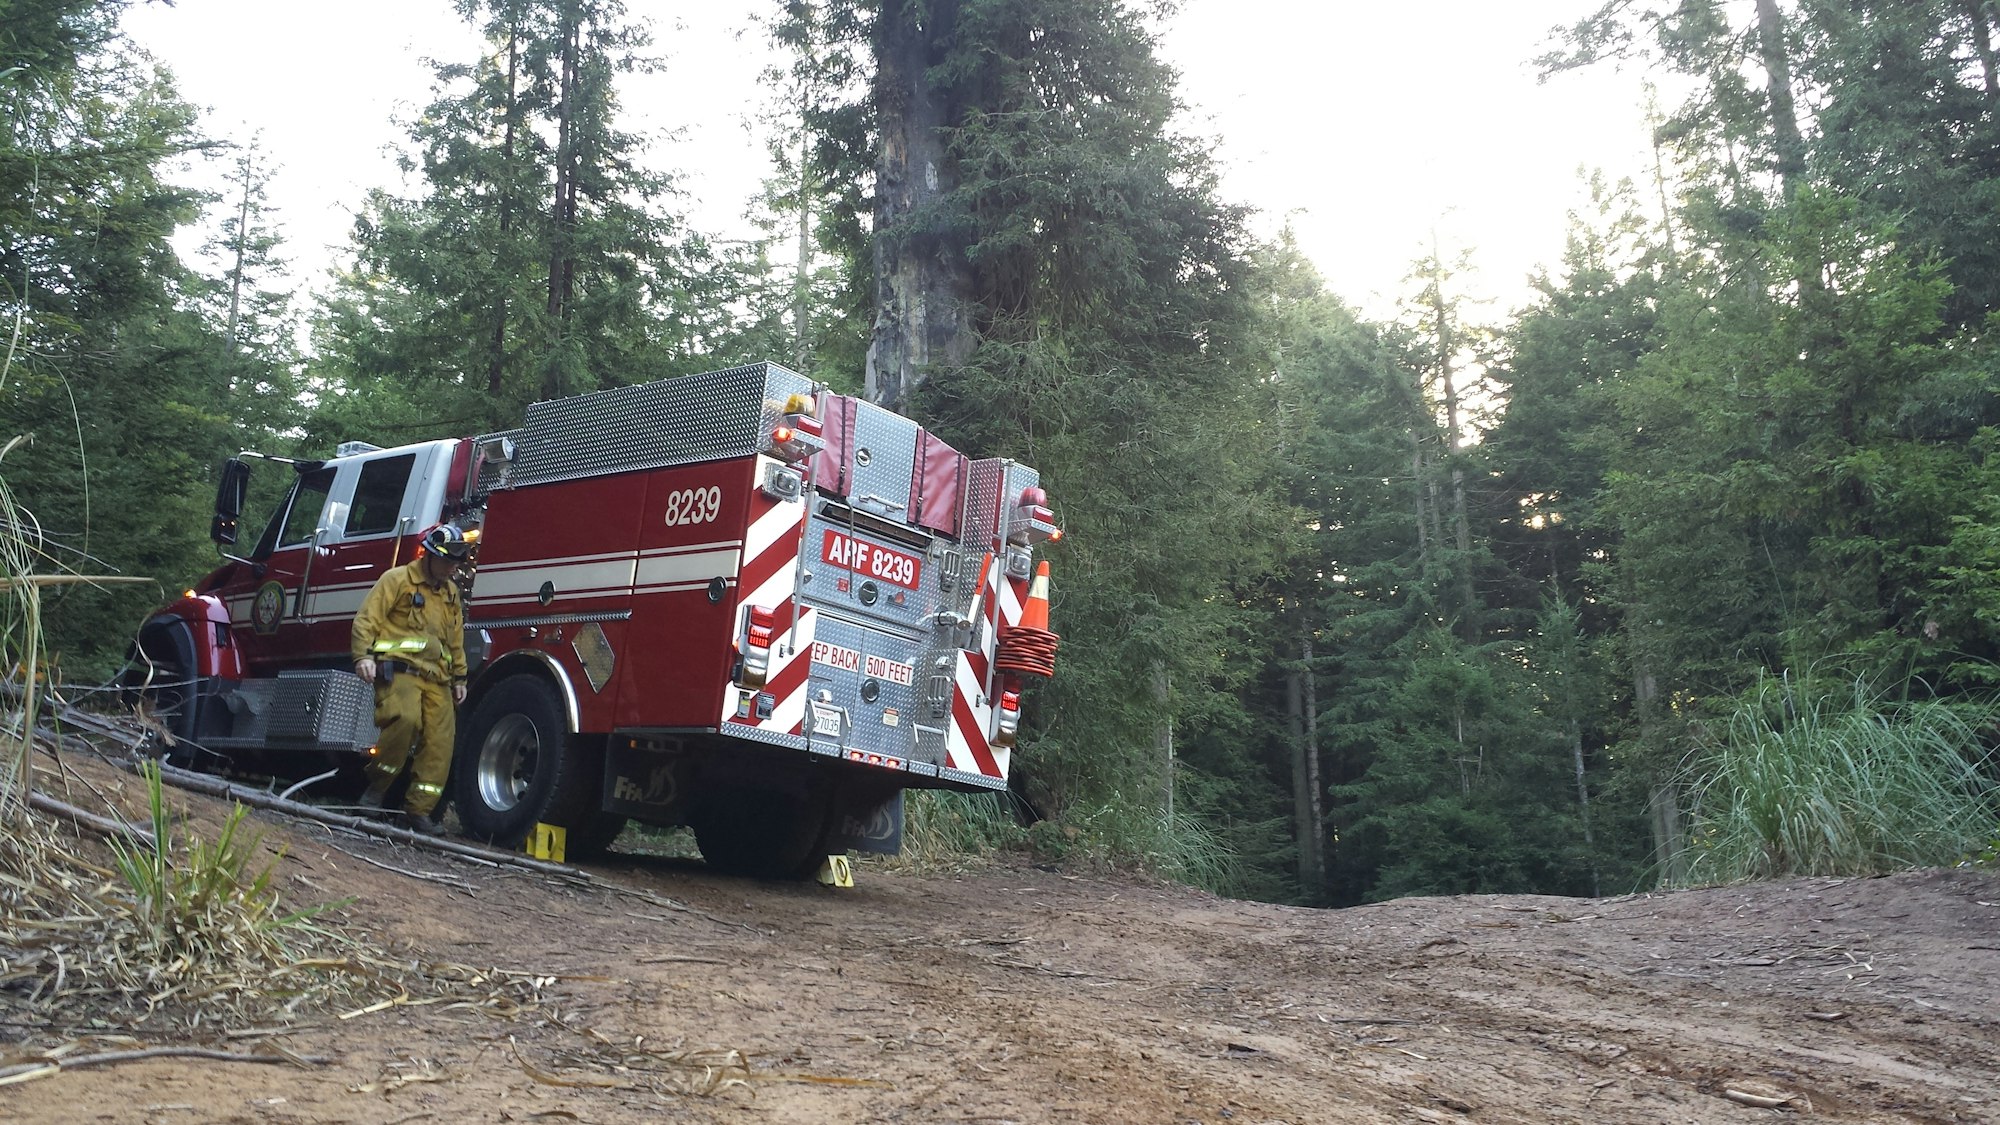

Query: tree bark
[[1427, 251, 1477, 641], [1301, 631, 1325, 897], [1631, 657, 1686, 886], [1154, 663, 1174, 825], [1965, 0, 2000, 102], [488, 15, 521, 397], [1648, 96, 1679, 259], [793, 87, 814, 374], [225, 149, 252, 347], [1287, 657, 1308, 890], [1569, 716, 1600, 897], [544, 0, 584, 398], [867, 0, 975, 411], [1752, 0, 1807, 200]]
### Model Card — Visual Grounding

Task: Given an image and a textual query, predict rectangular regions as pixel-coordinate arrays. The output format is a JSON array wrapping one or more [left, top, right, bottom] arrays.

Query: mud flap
[[601, 740, 689, 821], [826, 788, 902, 856]]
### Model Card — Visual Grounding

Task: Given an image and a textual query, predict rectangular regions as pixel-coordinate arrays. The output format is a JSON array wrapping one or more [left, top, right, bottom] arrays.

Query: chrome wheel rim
[[475, 713, 539, 812]]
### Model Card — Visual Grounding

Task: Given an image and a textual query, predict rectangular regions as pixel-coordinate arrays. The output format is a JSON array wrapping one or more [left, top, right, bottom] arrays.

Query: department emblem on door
[[251, 580, 286, 635]]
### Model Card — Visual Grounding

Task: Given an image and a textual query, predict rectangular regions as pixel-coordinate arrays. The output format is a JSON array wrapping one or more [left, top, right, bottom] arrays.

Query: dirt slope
[[5, 759, 1998, 1125]]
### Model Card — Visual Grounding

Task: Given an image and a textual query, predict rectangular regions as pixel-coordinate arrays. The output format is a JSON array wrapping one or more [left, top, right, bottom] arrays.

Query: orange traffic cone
[[1019, 560, 1051, 631], [999, 561, 1058, 678]]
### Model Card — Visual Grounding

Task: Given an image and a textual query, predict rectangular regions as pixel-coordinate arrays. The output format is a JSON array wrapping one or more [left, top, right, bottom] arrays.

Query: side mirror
[[211, 457, 250, 546]]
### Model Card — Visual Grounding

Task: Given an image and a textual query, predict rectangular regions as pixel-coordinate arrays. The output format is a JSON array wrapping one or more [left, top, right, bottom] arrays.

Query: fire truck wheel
[[689, 785, 833, 880], [120, 624, 201, 761], [452, 675, 597, 848]]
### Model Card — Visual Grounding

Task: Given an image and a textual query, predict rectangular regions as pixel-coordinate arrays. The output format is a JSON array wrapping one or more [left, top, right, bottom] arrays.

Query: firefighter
[[352, 523, 471, 835]]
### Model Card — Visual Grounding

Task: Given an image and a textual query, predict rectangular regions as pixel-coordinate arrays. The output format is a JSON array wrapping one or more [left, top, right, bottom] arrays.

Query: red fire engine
[[133, 362, 1060, 877]]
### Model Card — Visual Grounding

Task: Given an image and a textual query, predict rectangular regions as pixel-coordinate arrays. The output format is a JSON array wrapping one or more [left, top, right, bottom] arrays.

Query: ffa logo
[[250, 580, 286, 635]]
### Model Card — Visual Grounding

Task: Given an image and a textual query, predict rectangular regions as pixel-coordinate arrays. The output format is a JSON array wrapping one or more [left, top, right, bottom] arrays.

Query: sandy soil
[[5, 754, 1999, 1125]]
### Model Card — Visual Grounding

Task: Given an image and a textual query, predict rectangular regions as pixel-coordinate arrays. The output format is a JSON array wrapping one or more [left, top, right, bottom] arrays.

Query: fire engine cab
[[133, 362, 1060, 877]]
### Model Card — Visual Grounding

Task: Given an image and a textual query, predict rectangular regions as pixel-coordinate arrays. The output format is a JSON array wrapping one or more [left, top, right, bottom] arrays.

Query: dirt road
[[5, 761, 1998, 1124]]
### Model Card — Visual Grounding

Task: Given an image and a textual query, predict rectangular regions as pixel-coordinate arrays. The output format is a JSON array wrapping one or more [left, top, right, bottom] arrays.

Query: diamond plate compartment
[[844, 400, 920, 520], [964, 458, 1008, 552], [801, 509, 951, 634], [804, 614, 929, 761], [508, 362, 814, 488], [472, 428, 525, 493], [265, 669, 377, 752]]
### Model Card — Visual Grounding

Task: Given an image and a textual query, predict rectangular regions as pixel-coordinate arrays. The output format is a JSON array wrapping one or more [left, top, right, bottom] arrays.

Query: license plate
[[811, 704, 845, 738]]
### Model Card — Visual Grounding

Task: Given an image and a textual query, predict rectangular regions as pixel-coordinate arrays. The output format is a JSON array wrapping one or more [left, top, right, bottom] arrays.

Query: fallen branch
[[0, 576, 152, 589], [0, 1045, 332, 1085], [1722, 1088, 1794, 1109], [326, 842, 478, 891], [25, 790, 149, 845], [137, 758, 584, 879], [612, 887, 765, 936], [637, 954, 731, 966]]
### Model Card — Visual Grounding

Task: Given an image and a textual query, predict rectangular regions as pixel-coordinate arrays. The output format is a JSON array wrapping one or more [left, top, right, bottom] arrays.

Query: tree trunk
[[1409, 430, 1431, 563], [793, 88, 814, 374], [1154, 663, 1173, 825], [1287, 657, 1309, 890], [1427, 251, 1477, 641], [1301, 631, 1324, 897], [1632, 659, 1687, 885], [488, 17, 520, 397], [1966, 0, 2000, 102], [546, 0, 580, 330], [225, 149, 251, 347], [1569, 715, 1600, 897], [1752, 0, 1807, 200], [867, 0, 975, 411], [1648, 96, 1679, 259]]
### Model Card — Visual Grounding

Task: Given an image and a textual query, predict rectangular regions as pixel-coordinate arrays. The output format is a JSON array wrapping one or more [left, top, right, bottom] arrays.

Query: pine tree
[[0, 0, 242, 672], [314, 0, 716, 437]]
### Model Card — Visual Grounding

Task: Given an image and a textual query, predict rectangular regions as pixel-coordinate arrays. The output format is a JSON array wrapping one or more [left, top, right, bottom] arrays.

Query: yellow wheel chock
[[816, 854, 854, 887]]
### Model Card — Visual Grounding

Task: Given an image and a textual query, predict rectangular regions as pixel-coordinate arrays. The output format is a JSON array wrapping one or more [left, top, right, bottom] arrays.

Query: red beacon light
[[766, 392, 825, 464], [1007, 485, 1062, 547]]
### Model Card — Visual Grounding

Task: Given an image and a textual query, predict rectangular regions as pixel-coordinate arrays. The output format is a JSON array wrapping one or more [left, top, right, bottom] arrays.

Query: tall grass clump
[[107, 760, 333, 969], [0, 761, 358, 1026], [1680, 674, 2000, 884], [884, 789, 1027, 872], [1, 436, 44, 815], [1024, 797, 1240, 894]]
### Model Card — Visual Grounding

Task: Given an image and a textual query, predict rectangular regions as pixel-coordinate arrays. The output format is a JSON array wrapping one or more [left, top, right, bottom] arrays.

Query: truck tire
[[689, 785, 832, 880], [452, 675, 603, 850], [121, 622, 201, 763]]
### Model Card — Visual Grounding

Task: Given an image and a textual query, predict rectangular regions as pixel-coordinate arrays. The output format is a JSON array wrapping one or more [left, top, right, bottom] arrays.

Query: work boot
[[395, 810, 444, 838], [356, 775, 394, 811]]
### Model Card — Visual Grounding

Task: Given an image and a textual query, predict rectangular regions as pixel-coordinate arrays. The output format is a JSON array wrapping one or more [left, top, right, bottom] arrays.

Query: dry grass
[[0, 762, 561, 1035]]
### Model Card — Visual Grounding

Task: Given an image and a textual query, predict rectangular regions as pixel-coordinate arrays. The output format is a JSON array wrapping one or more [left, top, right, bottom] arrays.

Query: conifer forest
[[6, 0, 2000, 905]]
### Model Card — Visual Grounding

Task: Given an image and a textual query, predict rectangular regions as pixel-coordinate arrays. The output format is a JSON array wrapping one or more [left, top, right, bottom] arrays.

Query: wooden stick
[[141, 761, 586, 879], [25, 790, 150, 845], [1723, 1089, 1792, 1109], [0, 1045, 332, 1083], [33, 705, 576, 878]]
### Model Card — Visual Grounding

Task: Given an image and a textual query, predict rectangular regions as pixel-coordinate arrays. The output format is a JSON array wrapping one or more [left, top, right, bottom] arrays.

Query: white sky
[[120, 0, 1664, 327]]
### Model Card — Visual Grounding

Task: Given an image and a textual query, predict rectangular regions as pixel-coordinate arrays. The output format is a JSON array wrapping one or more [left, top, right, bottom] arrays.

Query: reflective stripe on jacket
[[351, 560, 467, 682]]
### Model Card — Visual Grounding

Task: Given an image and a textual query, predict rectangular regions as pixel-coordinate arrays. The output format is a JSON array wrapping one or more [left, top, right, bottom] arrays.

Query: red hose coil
[[995, 626, 1059, 678]]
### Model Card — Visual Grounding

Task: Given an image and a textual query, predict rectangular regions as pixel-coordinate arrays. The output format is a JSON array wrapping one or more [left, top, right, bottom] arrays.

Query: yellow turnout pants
[[365, 673, 456, 816]]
